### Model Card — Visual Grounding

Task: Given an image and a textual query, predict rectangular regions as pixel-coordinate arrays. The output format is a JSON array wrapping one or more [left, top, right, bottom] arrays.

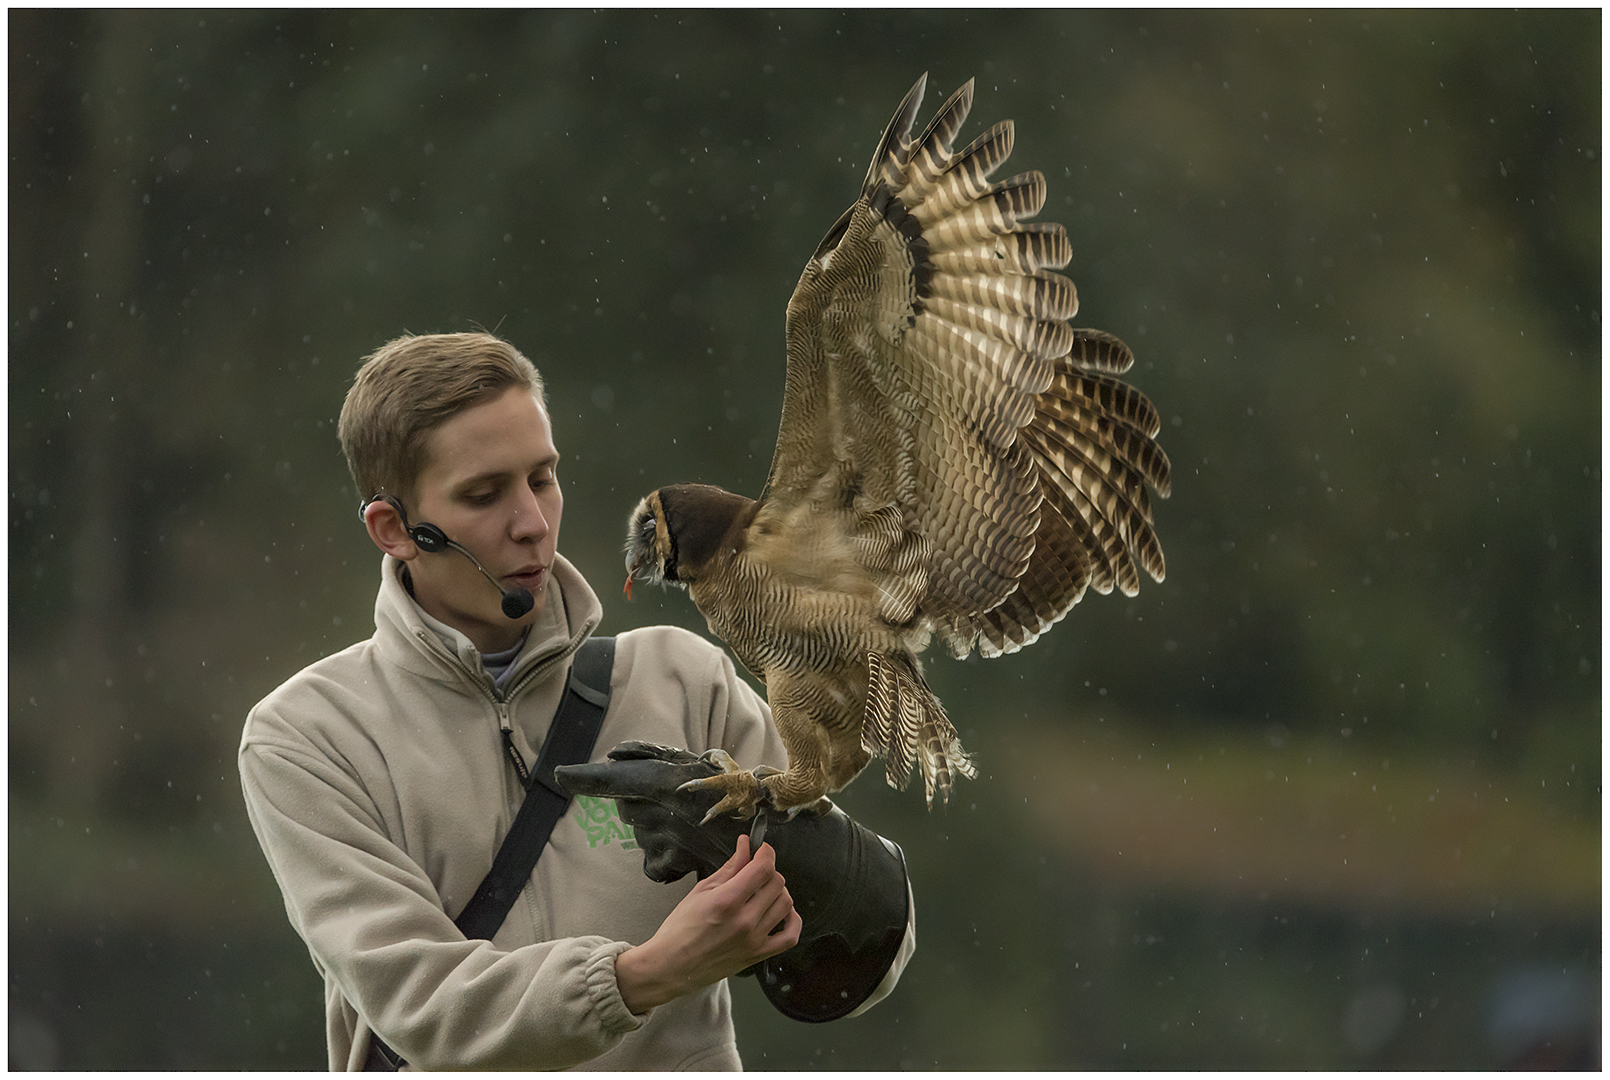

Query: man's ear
[[363, 497, 418, 560]]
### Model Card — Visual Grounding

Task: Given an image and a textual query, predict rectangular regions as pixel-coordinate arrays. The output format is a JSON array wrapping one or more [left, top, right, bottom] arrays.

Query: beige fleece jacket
[[240, 554, 791, 1070]]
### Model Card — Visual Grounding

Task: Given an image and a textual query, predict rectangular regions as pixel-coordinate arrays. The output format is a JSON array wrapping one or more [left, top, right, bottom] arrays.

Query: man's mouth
[[504, 565, 546, 590]]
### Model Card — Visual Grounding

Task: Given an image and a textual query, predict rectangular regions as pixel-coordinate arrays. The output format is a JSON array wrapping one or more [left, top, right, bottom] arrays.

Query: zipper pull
[[502, 728, 532, 789], [497, 701, 531, 788]]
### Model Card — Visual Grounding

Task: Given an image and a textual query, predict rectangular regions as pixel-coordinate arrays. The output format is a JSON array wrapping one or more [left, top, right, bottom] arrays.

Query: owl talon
[[679, 756, 770, 823], [695, 784, 761, 824]]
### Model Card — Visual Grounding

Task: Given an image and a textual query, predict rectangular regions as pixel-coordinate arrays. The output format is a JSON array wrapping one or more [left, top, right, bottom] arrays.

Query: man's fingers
[[756, 884, 797, 940], [721, 839, 787, 902], [740, 865, 786, 914], [735, 838, 775, 879], [762, 907, 803, 956], [701, 833, 751, 889], [734, 853, 795, 944]]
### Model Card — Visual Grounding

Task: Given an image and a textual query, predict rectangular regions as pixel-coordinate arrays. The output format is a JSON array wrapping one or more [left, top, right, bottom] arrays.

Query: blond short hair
[[337, 332, 545, 507]]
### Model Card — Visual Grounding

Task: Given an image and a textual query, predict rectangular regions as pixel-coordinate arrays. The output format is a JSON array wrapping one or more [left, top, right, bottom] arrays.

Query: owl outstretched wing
[[756, 74, 1169, 656]]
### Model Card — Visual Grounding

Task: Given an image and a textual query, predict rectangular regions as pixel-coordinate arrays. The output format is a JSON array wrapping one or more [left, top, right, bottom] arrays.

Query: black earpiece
[[408, 521, 450, 554], [359, 495, 535, 620]]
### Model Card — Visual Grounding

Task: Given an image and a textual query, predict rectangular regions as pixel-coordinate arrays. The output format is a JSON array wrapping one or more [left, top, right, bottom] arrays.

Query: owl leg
[[676, 662, 848, 821], [758, 709, 834, 815], [826, 724, 872, 792]]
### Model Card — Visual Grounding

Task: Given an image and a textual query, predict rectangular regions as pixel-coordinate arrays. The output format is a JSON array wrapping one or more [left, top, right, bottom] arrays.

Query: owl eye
[[638, 516, 657, 542]]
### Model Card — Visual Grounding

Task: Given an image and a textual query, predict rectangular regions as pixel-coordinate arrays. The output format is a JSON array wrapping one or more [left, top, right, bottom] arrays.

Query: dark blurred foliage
[[8, 8, 1599, 1070]]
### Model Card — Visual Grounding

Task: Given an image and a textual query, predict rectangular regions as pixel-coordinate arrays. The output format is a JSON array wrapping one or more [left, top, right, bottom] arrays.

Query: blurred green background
[[9, 8, 1600, 1070]]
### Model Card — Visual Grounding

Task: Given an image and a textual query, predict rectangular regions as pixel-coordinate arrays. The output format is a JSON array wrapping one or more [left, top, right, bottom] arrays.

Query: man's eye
[[465, 491, 498, 506]]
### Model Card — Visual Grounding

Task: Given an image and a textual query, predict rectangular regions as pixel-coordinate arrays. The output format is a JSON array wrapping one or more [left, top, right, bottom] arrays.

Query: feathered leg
[[679, 669, 837, 819]]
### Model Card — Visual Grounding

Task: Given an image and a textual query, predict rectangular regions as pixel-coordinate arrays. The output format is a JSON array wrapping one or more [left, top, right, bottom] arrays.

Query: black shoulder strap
[[455, 635, 616, 940], [366, 635, 616, 1072]]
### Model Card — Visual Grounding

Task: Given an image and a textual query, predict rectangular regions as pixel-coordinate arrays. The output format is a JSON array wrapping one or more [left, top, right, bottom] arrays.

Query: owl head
[[623, 490, 676, 598], [623, 484, 759, 599]]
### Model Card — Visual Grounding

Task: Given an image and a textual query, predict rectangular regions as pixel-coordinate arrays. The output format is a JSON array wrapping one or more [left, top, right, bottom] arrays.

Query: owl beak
[[623, 546, 648, 601]]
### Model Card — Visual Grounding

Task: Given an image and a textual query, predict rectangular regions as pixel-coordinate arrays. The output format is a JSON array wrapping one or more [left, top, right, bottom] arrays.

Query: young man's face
[[405, 385, 563, 652]]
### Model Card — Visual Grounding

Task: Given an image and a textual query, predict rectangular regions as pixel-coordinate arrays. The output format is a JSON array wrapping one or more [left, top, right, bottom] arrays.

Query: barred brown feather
[[625, 74, 1169, 816]]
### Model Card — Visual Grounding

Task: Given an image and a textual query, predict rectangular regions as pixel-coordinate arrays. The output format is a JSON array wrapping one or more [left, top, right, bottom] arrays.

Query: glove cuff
[[749, 806, 910, 1022]]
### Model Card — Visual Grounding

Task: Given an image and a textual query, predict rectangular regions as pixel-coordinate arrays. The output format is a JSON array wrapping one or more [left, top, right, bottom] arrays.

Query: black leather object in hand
[[554, 741, 771, 883], [554, 741, 912, 1023]]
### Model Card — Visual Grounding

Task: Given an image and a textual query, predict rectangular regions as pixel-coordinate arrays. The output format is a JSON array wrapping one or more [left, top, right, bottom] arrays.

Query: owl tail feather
[[864, 651, 979, 808]]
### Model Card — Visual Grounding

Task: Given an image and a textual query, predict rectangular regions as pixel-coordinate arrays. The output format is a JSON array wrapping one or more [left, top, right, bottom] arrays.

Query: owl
[[624, 74, 1170, 820]]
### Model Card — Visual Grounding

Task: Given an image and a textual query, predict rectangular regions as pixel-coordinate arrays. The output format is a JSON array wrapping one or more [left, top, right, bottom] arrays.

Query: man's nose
[[510, 485, 549, 542]]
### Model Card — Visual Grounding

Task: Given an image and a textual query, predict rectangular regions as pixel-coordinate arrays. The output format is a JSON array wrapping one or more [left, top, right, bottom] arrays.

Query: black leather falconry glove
[[555, 741, 911, 1022]]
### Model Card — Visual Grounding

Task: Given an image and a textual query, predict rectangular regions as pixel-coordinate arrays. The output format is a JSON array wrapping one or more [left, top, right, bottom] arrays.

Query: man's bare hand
[[615, 835, 802, 1014]]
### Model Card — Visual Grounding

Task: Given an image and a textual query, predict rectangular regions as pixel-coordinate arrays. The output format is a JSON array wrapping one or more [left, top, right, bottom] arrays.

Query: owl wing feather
[[758, 73, 1169, 654]]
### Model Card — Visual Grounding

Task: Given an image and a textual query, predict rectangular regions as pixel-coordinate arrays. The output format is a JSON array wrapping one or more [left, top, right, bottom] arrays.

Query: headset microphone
[[360, 495, 536, 619]]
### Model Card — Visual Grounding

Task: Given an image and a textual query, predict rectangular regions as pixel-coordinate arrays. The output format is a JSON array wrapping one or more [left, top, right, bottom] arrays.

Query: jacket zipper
[[407, 625, 588, 948], [412, 627, 583, 790]]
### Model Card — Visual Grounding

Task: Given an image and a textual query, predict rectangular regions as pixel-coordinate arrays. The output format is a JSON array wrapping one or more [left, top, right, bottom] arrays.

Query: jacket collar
[[370, 551, 603, 695]]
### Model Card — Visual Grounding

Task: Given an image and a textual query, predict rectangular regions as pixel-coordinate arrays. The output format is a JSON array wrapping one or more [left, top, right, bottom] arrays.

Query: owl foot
[[679, 750, 772, 824], [784, 797, 834, 819]]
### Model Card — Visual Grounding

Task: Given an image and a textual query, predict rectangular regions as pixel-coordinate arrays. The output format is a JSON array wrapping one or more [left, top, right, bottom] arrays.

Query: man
[[239, 332, 911, 1070]]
